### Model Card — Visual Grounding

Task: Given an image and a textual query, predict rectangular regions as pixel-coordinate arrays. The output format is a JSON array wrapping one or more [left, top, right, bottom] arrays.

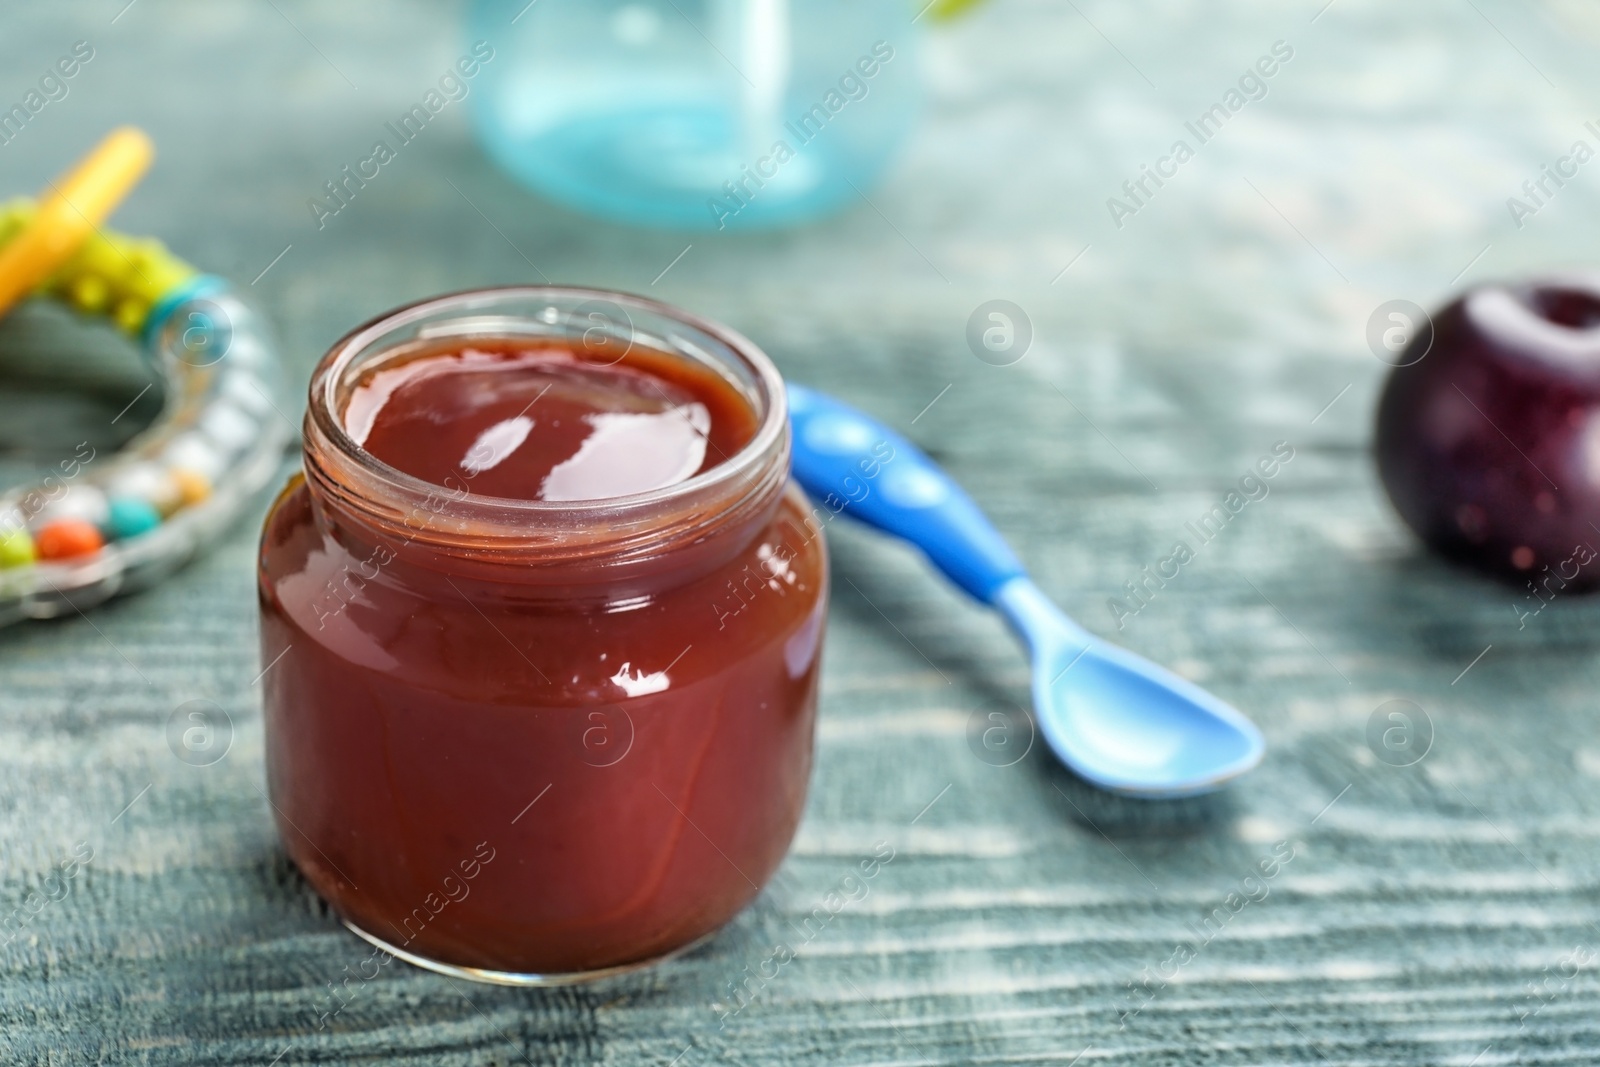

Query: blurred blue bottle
[[467, 0, 920, 230]]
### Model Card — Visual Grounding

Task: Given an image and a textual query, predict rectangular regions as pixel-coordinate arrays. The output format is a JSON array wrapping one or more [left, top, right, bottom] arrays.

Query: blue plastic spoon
[[786, 384, 1264, 798]]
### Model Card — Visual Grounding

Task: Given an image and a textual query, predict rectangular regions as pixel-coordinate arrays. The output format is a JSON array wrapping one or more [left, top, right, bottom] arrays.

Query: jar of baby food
[[257, 287, 826, 983]]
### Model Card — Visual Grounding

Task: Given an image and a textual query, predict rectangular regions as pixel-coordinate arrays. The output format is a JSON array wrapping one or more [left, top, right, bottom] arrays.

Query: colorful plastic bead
[[114, 298, 148, 334], [104, 462, 182, 517], [220, 334, 267, 368], [104, 497, 161, 540], [34, 519, 104, 560], [70, 273, 110, 314], [221, 369, 273, 415], [36, 485, 109, 528], [163, 432, 226, 482], [0, 527, 35, 568], [170, 468, 211, 507], [199, 402, 258, 455]]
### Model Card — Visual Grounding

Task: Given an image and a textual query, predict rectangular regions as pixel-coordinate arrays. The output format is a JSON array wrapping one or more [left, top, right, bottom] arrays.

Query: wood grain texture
[[5, 0, 1600, 1063]]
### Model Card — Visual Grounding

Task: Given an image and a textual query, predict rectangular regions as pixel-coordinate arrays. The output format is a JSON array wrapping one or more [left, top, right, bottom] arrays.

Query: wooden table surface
[[6, 1, 1600, 1063]]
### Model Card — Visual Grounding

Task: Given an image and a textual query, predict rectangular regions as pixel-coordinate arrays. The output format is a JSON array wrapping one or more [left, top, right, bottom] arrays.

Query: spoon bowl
[[787, 383, 1266, 797], [996, 578, 1263, 797]]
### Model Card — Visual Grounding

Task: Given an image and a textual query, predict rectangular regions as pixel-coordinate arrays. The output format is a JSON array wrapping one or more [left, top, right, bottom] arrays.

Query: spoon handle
[[786, 383, 1026, 602]]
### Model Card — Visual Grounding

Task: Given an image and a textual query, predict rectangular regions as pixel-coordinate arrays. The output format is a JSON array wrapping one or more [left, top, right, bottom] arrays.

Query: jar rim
[[302, 286, 791, 560]]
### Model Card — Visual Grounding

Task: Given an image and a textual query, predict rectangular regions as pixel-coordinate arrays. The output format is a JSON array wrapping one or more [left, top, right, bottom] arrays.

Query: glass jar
[[466, 0, 920, 229], [257, 287, 827, 984]]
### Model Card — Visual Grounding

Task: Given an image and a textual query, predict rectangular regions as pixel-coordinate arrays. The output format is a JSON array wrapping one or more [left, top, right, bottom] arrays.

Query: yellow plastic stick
[[926, 0, 989, 19], [0, 126, 153, 319]]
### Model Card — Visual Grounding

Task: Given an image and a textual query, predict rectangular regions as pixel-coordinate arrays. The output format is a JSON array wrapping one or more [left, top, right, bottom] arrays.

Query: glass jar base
[[343, 920, 715, 987]]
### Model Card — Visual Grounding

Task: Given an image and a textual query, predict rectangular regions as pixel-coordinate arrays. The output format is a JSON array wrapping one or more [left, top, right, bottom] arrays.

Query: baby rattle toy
[[0, 127, 288, 626]]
